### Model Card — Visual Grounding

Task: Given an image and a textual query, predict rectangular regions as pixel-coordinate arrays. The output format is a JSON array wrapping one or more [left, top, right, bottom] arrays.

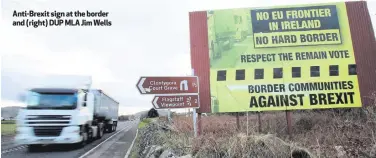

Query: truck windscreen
[[26, 92, 78, 110]]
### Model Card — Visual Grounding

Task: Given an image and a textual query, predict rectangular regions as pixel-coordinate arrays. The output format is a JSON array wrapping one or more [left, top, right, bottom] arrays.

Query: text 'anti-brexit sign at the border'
[[206, 2, 361, 113]]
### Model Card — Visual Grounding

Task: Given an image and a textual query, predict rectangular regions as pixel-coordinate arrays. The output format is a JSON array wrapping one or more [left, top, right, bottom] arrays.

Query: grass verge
[[130, 118, 154, 158], [138, 118, 152, 129]]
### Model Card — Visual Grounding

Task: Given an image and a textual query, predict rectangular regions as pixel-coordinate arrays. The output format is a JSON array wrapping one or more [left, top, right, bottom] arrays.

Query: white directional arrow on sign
[[137, 77, 146, 94], [152, 96, 160, 108]]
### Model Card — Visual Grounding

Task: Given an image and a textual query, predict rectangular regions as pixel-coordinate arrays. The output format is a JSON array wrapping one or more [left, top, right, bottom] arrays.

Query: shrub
[[147, 108, 159, 118]]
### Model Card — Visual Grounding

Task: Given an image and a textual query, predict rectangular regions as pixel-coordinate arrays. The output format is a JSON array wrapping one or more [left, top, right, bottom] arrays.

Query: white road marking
[[124, 129, 138, 158], [78, 124, 131, 158], [1, 145, 27, 155]]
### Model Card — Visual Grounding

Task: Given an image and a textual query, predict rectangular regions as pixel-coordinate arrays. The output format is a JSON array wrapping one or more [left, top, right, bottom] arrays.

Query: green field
[[1, 123, 16, 135]]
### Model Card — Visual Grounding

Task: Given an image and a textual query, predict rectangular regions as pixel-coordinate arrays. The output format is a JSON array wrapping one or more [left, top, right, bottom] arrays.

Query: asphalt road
[[2, 120, 138, 158]]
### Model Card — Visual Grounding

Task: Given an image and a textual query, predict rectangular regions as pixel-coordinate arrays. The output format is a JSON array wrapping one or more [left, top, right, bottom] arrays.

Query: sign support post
[[258, 112, 262, 133], [193, 108, 197, 137], [197, 112, 202, 136], [168, 109, 172, 123], [191, 69, 200, 137], [236, 112, 240, 131]]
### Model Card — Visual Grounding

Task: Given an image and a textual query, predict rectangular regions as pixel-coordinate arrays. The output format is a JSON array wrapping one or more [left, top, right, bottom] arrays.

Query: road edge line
[[78, 125, 130, 158], [124, 128, 139, 158]]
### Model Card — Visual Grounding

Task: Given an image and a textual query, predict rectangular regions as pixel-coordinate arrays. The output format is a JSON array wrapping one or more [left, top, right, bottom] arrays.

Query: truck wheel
[[28, 144, 41, 152], [106, 124, 112, 133], [80, 131, 88, 147], [76, 127, 88, 148], [105, 125, 109, 133], [88, 127, 94, 142], [109, 125, 114, 133], [113, 124, 117, 132], [111, 124, 115, 132], [97, 125, 104, 139]]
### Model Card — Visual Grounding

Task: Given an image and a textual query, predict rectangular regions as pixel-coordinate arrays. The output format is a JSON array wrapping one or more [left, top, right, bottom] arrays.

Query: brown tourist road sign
[[136, 76, 199, 94], [152, 95, 199, 109]]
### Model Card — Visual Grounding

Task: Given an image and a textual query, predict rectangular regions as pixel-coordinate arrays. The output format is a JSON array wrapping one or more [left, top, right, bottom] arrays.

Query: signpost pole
[[197, 113, 202, 136], [168, 109, 172, 123], [236, 112, 240, 131], [191, 69, 200, 137], [258, 112, 262, 133], [193, 108, 197, 137]]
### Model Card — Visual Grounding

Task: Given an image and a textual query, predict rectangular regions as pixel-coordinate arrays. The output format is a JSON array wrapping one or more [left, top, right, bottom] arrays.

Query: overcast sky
[[1, 0, 375, 115]]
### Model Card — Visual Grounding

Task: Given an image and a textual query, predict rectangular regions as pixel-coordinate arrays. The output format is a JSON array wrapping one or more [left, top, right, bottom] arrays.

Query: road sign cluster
[[137, 76, 200, 109]]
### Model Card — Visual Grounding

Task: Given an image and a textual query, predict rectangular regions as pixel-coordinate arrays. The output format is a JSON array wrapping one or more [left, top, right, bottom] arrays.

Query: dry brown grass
[[166, 102, 376, 157], [292, 108, 376, 157]]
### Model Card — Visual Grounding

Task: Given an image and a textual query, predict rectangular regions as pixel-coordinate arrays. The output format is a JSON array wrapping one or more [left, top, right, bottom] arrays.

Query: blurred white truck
[[15, 85, 119, 152]]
